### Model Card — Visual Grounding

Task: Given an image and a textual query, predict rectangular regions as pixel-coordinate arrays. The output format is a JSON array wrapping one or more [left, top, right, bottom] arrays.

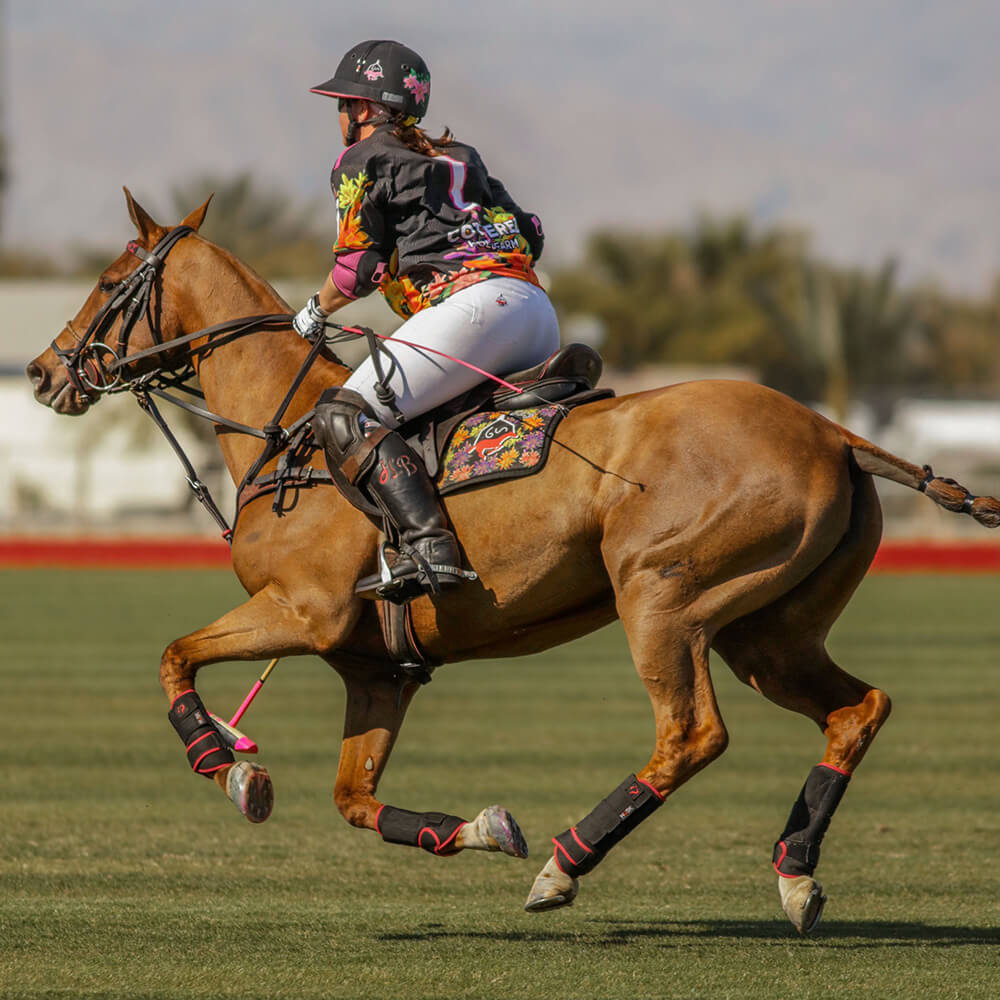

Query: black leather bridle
[[47, 225, 339, 539], [51, 226, 199, 395]]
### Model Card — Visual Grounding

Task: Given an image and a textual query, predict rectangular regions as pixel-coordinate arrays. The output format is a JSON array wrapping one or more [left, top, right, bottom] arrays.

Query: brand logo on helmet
[[402, 70, 430, 106], [364, 60, 384, 82]]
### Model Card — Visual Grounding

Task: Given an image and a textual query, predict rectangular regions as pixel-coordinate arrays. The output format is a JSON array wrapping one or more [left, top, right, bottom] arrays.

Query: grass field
[[1, 569, 998, 999]]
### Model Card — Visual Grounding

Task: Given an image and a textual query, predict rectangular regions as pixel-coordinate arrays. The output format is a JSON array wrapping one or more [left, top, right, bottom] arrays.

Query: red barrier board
[[0, 537, 231, 568], [870, 541, 1000, 573], [1, 537, 999, 572]]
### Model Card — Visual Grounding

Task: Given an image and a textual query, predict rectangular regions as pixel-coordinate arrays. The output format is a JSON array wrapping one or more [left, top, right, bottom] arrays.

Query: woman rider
[[293, 40, 558, 603]]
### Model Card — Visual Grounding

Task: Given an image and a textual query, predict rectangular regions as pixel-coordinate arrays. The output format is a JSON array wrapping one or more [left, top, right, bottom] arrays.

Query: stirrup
[[355, 540, 477, 604]]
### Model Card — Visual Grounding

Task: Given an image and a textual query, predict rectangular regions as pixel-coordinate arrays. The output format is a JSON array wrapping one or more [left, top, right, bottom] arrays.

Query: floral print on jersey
[[334, 170, 375, 251], [381, 203, 539, 318], [381, 253, 540, 319], [329, 131, 545, 320]]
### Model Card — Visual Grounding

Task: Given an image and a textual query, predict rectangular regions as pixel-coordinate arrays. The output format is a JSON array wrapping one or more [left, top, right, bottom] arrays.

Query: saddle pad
[[436, 405, 565, 496]]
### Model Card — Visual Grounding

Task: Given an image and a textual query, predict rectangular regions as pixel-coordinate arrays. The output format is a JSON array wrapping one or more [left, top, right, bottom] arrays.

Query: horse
[[26, 189, 1000, 934]]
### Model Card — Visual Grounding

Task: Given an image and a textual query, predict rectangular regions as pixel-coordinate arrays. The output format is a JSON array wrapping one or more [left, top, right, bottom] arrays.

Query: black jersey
[[330, 126, 545, 319]]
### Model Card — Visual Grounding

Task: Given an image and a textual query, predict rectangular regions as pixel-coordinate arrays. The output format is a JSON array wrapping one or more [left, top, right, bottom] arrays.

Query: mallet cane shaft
[[229, 658, 280, 728]]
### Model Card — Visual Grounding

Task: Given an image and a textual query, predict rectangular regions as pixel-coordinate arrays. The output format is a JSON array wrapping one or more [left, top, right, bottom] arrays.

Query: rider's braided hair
[[389, 112, 453, 156]]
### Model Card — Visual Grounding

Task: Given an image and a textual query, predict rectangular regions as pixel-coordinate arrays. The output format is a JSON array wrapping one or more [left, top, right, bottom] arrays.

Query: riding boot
[[354, 432, 466, 601], [312, 387, 467, 603]]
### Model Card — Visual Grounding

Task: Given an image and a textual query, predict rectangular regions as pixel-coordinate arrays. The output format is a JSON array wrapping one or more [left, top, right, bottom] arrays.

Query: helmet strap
[[345, 100, 393, 145]]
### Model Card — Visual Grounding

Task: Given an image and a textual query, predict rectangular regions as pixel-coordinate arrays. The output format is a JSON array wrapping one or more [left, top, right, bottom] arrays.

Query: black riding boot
[[312, 388, 466, 603], [354, 432, 466, 601]]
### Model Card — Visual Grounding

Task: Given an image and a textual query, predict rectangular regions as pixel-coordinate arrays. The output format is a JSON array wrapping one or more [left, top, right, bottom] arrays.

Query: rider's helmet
[[310, 40, 431, 124]]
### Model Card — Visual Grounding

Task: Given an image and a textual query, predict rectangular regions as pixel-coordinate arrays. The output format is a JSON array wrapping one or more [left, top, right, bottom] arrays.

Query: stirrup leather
[[356, 540, 478, 603]]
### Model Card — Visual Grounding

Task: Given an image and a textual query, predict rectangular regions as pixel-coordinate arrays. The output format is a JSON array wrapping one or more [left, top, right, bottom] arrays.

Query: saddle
[[402, 342, 612, 478], [237, 343, 612, 684], [237, 342, 612, 517]]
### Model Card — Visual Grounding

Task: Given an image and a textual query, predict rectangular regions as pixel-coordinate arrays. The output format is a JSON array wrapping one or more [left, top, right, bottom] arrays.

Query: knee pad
[[312, 387, 388, 484]]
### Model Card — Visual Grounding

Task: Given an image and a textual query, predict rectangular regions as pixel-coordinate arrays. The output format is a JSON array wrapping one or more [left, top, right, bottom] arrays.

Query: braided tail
[[841, 428, 1000, 529]]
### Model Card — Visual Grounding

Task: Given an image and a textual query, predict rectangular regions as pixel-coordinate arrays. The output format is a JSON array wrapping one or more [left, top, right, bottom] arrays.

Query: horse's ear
[[180, 194, 213, 233], [123, 186, 163, 243]]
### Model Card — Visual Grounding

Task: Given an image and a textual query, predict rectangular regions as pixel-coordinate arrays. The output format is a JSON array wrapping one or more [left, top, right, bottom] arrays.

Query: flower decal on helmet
[[402, 70, 430, 107]]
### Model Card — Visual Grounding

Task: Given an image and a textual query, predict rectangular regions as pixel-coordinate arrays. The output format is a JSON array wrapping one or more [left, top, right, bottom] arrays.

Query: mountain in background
[[5, 0, 999, 293]]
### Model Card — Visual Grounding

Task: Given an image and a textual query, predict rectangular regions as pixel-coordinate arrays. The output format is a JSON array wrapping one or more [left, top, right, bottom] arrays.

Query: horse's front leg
[[333, 668, 529, 860], [159, 585, 329, 822]]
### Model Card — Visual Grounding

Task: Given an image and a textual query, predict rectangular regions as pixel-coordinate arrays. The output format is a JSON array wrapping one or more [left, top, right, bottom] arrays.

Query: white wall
[[4, 280, 999, 537], [2, 279, 396, 533]]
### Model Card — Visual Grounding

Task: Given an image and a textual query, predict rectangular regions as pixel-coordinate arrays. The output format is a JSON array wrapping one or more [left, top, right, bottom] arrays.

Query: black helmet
[[310, 40, 430, 123]]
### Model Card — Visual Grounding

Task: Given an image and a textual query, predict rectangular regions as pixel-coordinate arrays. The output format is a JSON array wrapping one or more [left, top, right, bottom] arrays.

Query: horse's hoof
[[524, 855, 579, 912], [459, 805, 529, 858], [226, 761, 273, 823], [778, 874, 826, 934]]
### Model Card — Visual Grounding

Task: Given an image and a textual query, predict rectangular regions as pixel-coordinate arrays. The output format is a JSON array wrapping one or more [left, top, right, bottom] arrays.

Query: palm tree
[[750, 257, 920, 422]]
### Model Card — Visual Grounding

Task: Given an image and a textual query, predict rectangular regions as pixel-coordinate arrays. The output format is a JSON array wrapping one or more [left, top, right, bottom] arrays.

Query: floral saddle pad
[[435, 405, 566, 496]]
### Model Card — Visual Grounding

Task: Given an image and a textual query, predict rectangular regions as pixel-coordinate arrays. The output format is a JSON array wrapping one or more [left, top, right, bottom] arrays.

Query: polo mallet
[[208, 658, 280, 754]]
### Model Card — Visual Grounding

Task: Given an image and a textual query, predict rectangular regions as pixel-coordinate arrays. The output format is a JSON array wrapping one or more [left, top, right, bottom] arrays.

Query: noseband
[[45, 228, 342, 542], [51, 226, 195, 395]]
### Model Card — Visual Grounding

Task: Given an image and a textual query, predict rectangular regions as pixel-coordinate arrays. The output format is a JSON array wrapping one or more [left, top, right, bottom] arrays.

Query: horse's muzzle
[[26, 353, 93, 414]]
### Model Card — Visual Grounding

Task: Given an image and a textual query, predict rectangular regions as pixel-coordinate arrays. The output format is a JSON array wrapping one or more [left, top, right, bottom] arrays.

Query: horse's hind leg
[[526, 600, 729, 912], [159, 585, 323, 822], [713, 475, 891, 933], [716, 625, 890, 933]]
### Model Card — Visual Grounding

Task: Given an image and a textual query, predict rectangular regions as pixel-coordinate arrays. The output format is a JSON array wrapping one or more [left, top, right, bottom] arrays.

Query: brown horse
[[27, 190, 1000, 933]]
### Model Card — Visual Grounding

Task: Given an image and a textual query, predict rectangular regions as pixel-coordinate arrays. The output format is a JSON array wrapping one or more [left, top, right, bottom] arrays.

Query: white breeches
[[343, 277, 560, 425]]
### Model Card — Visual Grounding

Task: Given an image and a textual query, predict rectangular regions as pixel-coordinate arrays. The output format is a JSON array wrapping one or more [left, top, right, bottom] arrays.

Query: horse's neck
[[181, 242, 349, 487]]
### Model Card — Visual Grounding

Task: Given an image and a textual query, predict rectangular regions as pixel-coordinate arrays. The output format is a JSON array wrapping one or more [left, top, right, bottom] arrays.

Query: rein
[[51, 227, 336, 541], [53, 225, 567, 541], [51, 226, 194, 394]]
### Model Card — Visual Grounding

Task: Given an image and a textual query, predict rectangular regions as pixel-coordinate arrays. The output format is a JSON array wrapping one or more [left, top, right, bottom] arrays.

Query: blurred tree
[[169, 172, 334, 278], [752, 258, 927, 420], [549, 213, 804, 374], [65, 172, 335, 279], [547, 215, 983, 417], [0, 0, 6, 241], [914, 279, 1000, 397]]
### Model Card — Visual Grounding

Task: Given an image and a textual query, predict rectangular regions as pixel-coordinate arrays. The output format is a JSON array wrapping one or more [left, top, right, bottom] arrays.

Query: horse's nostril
[[26, 360, 48, 391]]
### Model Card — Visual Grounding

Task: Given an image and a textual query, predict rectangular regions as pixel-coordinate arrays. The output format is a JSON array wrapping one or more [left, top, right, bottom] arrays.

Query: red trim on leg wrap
[[773, 764, 851, 876], [552, 774, 663, 878], [168, 690, 234, 778], [378, 805, 467, 855]]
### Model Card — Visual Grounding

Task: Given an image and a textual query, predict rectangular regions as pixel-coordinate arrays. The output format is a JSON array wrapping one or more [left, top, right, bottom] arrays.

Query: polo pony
[[26, 190, 1000, 933]]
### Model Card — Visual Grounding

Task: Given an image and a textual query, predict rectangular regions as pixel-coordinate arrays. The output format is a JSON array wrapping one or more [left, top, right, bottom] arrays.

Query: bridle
[[51, 225, 196, 396], [44, 223, 556, 543], [47, 224, 332, 541]]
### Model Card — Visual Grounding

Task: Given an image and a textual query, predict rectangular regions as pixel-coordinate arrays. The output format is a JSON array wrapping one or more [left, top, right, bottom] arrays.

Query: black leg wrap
[[168, 690, 234, 778], [377, 805, 467, 856], [552, 774, 664, 878], [773, 763, 851, 877]]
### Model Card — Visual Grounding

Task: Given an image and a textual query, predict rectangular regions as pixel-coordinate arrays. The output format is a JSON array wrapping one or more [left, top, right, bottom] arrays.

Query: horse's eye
[[98, 278, 116, 294]]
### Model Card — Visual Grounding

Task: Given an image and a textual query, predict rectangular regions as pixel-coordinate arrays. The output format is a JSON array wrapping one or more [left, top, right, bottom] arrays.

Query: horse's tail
[[839, 427, 1000, 529]]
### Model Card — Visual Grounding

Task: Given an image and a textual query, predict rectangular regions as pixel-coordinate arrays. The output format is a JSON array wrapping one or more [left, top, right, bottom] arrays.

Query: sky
[[4, 0, 999, 294]]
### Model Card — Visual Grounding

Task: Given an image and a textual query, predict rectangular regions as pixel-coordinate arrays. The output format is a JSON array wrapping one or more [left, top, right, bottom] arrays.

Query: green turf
[[1, 570, 998, 999]]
